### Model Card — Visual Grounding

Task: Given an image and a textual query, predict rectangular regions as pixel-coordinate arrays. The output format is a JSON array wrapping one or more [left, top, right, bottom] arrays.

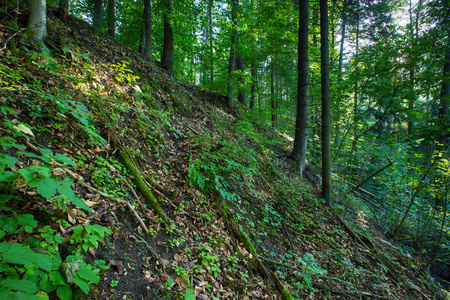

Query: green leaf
[[49, 270, 68, 286], [22, 165, 52, 179], [0, 171, 20, 182], [53, 154, 77, 167], [0, 194, 16, 204], [1, 278, 37, 293], [0, 154, 19, 168], [13, 124, 34, 137], [40, 273, 56, 293], [56, 285, 72, 300], [35, 177, 58, 199], [16, 214, 38, 231], [76, 266, 99, 283], [1, 243, 52, 271], [74, 276, 90, 294], [37, 148, 53, 156]]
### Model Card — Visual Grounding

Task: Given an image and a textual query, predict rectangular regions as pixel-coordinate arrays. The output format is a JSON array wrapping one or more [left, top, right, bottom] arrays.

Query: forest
[[0, 0, 449, 299]]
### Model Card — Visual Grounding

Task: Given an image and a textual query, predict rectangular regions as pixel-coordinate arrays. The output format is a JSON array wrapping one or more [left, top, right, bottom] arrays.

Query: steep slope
[[0, 3, 448, 300]]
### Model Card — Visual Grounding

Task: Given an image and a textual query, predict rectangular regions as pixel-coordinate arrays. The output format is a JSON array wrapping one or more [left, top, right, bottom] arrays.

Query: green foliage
[[0, 134, 110, 299], [69, 224, 112, 255], [197, 245, 221, 278]]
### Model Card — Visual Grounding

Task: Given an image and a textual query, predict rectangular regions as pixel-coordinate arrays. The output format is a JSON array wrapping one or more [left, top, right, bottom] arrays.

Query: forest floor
[[0, 3, 449, 300]]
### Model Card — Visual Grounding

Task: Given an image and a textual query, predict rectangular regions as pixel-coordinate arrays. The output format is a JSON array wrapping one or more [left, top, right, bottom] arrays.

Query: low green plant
[[197, 245, 221, 278], [294, 253, 327, 290], [161, 236, 186, 252], [69, 224, 112, 255]]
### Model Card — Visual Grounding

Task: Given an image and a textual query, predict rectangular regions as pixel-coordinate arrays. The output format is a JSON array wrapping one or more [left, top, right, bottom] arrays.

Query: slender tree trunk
[[93, 0, 103, 31], [107, 0, 115, 37], [292, 0, 309, 176], [138, 29, 144, 54], [236, 53, 246, 106], [29, 0, 47, 46], [208, 0, 214, 90], [439, 30, 450, 140], [320, 0, 332, 205], [228, 0, 239, 108], [250, 63, 256, 109], [338, 0, 347, 82], [271, 66, 276, 128], [162, 0, 174, 75], [57, 0, 69, 22], [143, 0, 152, 60]]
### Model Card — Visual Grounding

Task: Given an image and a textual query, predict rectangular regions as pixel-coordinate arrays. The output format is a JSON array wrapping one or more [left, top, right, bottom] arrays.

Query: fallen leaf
[[113, 226, 123, 239], [88, 247, 96, 257]]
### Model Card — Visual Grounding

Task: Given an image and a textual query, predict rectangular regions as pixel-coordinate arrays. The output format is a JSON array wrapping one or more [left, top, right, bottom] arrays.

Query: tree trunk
[[250, 63, 256, 109], [107, 0, 115, 37], [143, 0, 152, 60], [292, 0, 309, 176], [93, 0, 103, 31], [29, 0, 47, 45], [208, 0, 214, 90], [138, 29, 144, 54], [236, 53, 246, 106], [228, 0, 239, 108], [162, 0, 174, 75], [338, 0, 347, 82], [320, 0, 332, 205], [271, 67, 276, 128], [57, 0, 69, 22]]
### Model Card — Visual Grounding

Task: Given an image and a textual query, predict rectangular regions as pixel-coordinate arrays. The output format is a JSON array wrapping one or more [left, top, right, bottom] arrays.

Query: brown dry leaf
[[67, 213, 76, 224], [88, 247, 96, 257], [52, 168, 66, 176], [109, 259, 126, 275], [113, 226, 123, 239], [179, 276, 189, 289], [162, 259, 170, 268], [174, 253, 182, 261], [194, 286, 203, 295], [83, 200, 96, 207], [67, 208, 78, 219]]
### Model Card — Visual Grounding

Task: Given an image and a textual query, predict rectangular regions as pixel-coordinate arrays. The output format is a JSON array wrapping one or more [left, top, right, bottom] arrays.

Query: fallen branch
[[352, 158, 394, 191], [24, 140, 149, 234], [310, 281, 390, 300], [332, 209, 400, 283], [110, 135, 168, 222]]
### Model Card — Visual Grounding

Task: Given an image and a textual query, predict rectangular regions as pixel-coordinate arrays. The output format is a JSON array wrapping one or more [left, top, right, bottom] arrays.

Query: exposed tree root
[[110, 136, 168, 222], [213, 193, 295, 299]]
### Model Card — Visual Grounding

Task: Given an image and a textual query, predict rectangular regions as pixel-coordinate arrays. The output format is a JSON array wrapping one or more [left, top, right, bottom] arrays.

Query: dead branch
[[352, 158, 394, 191]]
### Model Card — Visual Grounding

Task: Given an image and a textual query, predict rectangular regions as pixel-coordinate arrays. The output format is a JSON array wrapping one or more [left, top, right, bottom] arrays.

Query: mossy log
[[213, 193, 268, 277], [111, 137, 168, 223], [271, 271, 295, 300]]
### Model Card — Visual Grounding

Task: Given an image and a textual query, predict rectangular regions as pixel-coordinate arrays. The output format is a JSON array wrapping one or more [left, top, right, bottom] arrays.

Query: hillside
[[0, 3, 448, 300]]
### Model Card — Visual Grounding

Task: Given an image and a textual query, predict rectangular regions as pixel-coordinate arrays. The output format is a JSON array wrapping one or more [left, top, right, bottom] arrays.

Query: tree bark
[[236, 53, 246, 106], [57, 0, 69, 22], [162, 0, 174, 75], [29, 0, 47, 45], [143, 0, 152, 60], [250, 63, 256, 109], [292, 0, 309, 176], [208, 0, 214, 90], [93, 0, 103, 31], [320, 0, 332, 205], [338, 0, 347, 82], [271, 67, 276, 128], [107, 0, 115, 37], [228, 0, 239, 108]]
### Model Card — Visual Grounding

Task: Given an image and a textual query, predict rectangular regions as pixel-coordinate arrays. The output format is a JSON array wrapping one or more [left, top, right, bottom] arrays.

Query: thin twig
[[24, 140, 149, 234]]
